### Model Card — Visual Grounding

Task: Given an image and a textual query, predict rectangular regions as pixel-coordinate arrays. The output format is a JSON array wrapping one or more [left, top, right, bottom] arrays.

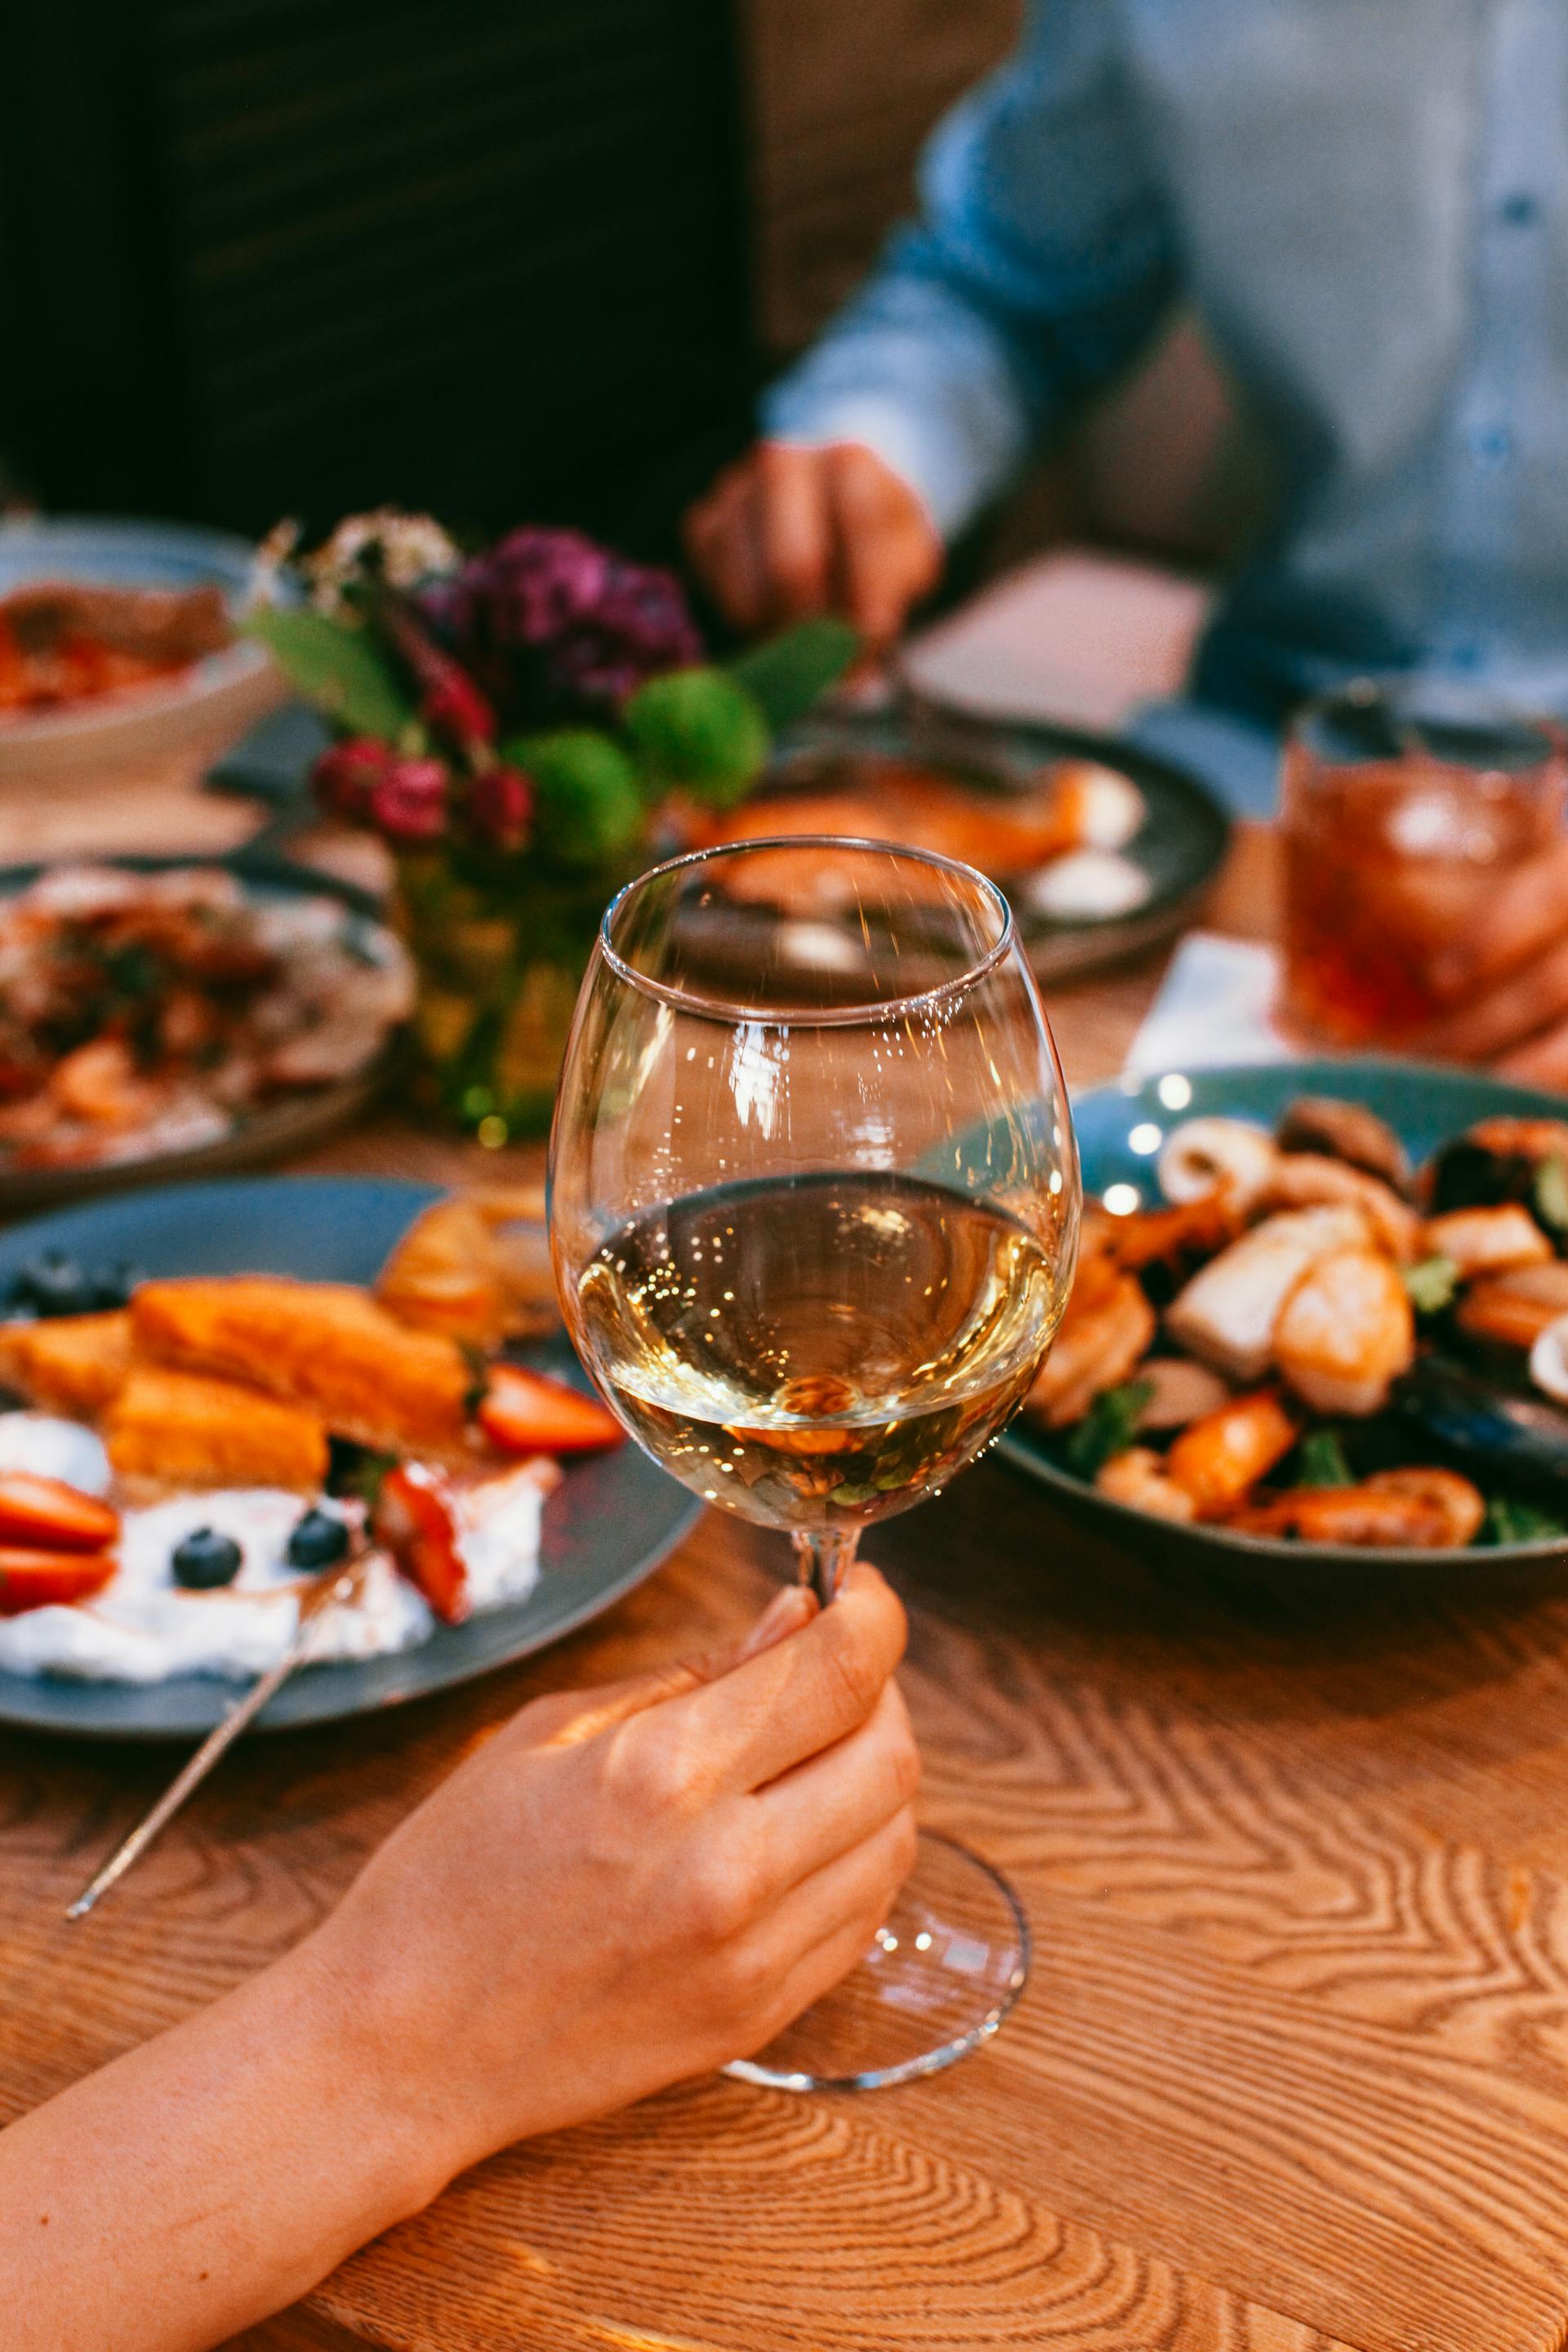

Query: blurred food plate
[[0, 1176, 697, 1736], [0, 854, 410, 1214], [704, 705, 1229, 982], [1000, 1057, 1568, 1585], [0, 515, 283, 777]]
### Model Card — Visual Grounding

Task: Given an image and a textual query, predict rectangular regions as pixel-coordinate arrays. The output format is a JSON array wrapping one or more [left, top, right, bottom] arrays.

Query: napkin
[[1124, 931, 1298, 1078]]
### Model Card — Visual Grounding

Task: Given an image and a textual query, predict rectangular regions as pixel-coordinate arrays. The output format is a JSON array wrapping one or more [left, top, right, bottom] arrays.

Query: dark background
[[2, 0, 1247, 572]]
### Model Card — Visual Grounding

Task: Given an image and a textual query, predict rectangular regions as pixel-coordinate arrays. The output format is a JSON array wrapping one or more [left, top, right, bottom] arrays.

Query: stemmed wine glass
[[549, 838, 1080, 2090]]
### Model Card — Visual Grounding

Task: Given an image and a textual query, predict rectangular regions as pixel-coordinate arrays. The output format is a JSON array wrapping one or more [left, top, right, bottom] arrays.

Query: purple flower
[[419, 528, 703, 724], [468, 763, 534, 853], [370, 756, 450, 844]]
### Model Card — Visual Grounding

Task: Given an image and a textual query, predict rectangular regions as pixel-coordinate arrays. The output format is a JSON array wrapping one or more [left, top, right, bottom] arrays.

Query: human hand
[[1404, 834, 1568, 1087], [316, 1561, 918, 2174], [684, 440, 942, 648]]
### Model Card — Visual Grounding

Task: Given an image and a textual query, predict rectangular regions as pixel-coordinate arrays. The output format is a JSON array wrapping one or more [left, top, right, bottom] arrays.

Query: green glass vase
[[391, 853, 612, 1142]]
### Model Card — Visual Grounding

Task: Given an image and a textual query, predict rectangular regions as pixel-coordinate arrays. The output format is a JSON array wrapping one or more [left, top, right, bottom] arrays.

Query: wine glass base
[[724, 1829, 1029, 2093]]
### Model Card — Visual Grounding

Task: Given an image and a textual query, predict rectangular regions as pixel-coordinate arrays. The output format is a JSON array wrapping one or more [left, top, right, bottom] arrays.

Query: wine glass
[[549, 838, 1080, 2090]]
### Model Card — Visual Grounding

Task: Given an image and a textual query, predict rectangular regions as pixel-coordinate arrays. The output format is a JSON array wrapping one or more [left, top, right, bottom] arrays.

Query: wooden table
[[4, 783, 1567, 2352]]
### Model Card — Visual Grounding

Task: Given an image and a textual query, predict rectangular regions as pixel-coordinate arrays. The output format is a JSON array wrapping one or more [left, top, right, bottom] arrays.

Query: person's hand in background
[[5, 1562, 917, 2352], [1408, 833, 1568, 1088], [685, 440, 942, 649]]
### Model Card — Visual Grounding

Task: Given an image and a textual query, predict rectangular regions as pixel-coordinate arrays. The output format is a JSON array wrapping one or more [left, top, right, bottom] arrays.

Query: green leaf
[[1293, 1428, 1354, 1489], [1060, 1380, 1155, 1480], [726, 617, 860, 733], [1481, 1492, 1568, 1545], [1534, 1155, 1568, 1241], [246, 606, 416, 740], [1403, 1254, 1460, 1316]]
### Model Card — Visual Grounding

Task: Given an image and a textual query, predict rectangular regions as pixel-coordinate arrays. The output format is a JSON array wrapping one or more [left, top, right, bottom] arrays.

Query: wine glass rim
[[599, 835, 1018, 1026]]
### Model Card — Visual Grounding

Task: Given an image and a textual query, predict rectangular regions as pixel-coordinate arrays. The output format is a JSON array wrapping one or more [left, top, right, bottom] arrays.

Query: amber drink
[[1281, 684, 1565, 1047]]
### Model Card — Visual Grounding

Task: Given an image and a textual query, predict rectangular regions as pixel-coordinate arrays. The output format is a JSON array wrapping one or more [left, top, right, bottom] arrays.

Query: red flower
[[311, 736, 394, 821], [375, 591, 497, 751], [370, 756, 450, 843], [469, 763, 534, 852]]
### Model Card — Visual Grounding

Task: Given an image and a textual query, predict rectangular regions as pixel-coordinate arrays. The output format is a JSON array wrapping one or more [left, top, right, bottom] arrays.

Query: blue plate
[[998, 1056, 1568, 1582], [0, 1178, 699, 1737]]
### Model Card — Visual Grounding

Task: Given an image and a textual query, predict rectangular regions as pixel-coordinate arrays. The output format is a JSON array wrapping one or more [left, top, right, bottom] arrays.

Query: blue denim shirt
[[764, 0, 1568, 728]]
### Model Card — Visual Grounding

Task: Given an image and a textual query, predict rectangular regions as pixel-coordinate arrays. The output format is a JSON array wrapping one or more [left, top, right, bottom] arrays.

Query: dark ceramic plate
[[0, 1177, 698, 1736], [0, 853, 407, 1216], [997, 1057, 1568, 1583], [774, 703, 1231, 981]]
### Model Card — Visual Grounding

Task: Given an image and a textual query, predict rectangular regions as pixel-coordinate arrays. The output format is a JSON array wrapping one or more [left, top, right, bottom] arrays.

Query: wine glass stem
[[793, 1527, 861, 1607]]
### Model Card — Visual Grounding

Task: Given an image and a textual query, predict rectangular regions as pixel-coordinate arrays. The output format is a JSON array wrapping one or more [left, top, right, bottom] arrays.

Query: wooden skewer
[[65, 1553, 368, 1922]]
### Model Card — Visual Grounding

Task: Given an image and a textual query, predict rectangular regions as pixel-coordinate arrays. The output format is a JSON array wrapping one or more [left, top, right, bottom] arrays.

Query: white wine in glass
[[550, 838, 1080, 2089]]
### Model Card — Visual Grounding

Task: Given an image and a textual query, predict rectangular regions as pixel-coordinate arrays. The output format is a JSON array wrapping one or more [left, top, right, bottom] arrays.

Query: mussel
[[1393, 1356, 1568, 1499]]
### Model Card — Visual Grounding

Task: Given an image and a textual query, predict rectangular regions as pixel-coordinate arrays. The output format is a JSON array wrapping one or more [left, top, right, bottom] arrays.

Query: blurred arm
[[762, 0, 1180, 541]]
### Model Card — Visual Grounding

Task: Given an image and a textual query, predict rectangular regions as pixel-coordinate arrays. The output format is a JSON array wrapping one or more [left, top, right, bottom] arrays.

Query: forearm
[[1, 1927, 454, 2352]]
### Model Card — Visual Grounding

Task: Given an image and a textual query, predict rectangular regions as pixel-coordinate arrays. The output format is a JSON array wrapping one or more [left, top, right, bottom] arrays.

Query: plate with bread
[[0, 1174, 697, 1735]]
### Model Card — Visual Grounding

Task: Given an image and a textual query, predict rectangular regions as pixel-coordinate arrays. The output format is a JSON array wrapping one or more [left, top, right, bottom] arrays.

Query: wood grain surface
[[4, 778, 1566, 2352]]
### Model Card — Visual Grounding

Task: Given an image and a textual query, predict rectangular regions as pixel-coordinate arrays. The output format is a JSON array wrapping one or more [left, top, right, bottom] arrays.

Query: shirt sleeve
[[761, 0, 1179, 541]]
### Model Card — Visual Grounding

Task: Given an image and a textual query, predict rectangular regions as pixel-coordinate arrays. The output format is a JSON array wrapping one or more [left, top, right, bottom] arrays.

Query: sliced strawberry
[[478, 1363, 623, 1457], [373, 1463, 470, 1625], [0, 1472, 118, 1554], [0, 1546, 117, 1615]]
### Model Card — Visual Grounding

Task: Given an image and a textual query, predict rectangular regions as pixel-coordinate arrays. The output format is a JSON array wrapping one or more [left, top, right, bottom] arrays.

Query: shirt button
[[1469, 423, 1514, 469], [1500, 192, 1539, 226]]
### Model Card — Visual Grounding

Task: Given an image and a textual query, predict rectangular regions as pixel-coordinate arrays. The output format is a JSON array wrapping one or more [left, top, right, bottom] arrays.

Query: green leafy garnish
[[1294, 1428, 1354, 1488], [726, 616, 860, 733], [1404, 1254, 1460, 1315], [1534, 1156, 1568, 1241], [245, 605, 417, 740], [1061, 1380, 1155, 1479], [1481, 1494, 1568, 1546]]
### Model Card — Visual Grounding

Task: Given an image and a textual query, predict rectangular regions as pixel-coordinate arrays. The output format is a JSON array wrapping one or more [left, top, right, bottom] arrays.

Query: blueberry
[[14, 1250, 93, 1319], [171, 1527, 243, 1589], [286, 1508, 350, 1570]]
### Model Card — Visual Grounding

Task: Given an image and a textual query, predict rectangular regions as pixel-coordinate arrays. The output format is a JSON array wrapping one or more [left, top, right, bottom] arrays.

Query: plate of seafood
[[0, 1173, 697, 1735], [0, 855, 413, 1212], [1004, 1058, 1568, 1579], [0, 515, 282, 775], [697, 703, 1230, 982]]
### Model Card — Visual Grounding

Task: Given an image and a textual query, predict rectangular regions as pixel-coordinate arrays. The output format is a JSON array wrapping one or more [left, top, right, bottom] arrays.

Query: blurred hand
[[323, 1560, 918, 2170], [1406, 833, 1568, 1087], [684, 440, 942, 648]]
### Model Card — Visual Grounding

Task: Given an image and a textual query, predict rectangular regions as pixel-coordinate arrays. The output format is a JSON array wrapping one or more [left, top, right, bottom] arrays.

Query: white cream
[[1029, 849, 1152, 920], [0, 1416, 549, 1686]]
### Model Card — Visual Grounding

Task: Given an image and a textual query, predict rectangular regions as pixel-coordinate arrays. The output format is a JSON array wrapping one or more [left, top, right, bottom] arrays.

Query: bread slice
[[0, 1311, 134, 1417], [131, 1276, 471, 1455], [105, 1366, 328, 1491]]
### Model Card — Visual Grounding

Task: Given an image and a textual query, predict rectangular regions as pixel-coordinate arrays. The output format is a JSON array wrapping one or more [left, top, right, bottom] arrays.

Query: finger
[[725, 1806, 920, 2059], [826, 448, 940, 647], [751, 1679, 920, 1900], [754, 443, 832, 622], [1495, 1012, 1568, 1092], [1429, 835, 1568, 994], [522, 1584, 818, 1753], [1407, 933, 1568, 1061], [684, 471, 769, 634], [657, 1557, 907, 1795]]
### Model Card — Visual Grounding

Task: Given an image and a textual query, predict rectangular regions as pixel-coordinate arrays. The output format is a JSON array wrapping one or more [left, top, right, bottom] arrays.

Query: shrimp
[[1094, 1446, 1197, 1522], [1258, 1154, 1420, 1261], [1422, 1204, 1552, 1277], [1232, 1468, 1484, 1549], [1157, 1118, 1278, 1213], [1165, 1388, 1300, 1518], [1455, 1262, 1568, 1350], [1026, 1272, 1155, 1430], [1273, 1246, 1415, 1415]]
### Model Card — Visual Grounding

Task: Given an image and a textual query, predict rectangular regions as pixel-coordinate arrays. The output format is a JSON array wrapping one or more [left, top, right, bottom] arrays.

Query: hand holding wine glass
[[550, 837, 1080, 2087]]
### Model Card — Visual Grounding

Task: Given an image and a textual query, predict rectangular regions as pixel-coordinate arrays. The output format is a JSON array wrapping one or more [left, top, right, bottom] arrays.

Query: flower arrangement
[[249, 511, 858, 1137]]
